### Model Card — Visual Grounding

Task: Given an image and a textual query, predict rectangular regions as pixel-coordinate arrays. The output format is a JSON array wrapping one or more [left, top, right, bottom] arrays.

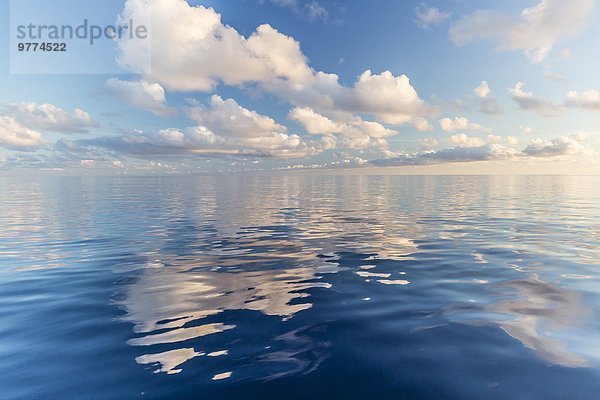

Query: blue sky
[[1, 0, 599, 174]]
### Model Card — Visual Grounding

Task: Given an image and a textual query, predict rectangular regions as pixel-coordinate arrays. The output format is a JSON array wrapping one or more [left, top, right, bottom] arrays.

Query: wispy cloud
[[415, 4, 451, 29], [450, 0, 595, 62], [542, 70, 568, 83], [263, 0, 328, 22]]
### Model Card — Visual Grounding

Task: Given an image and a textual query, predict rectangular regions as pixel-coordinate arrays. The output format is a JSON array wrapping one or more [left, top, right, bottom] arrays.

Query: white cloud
[[523, 134, 592, 157], [521, 126, 535, 135], [260, 69, 435, 128], [2, 102, 96, 133], [117, 1, 434, 128], [82, 95, 325, 159], [442, 82, 501, 115], [565, 90, 600, 111], [419, 137, 439, 151], [474, 81, 502, 114], [510, 85, 600, 115], [489, 134, 519, 145], [82, 128, 320, 159], [187, 95, 290, 141], [373, 143, 518, 165], [412, 118, 434, 132], [450, 133, 486, 148], [374, 135, 591, 166], [415, 4, 452, 29], [106, 79, 174, 116], [440, 117, 490, 133], [509, 82, 564, 116], [474, 81, 491, 98], [450, 0, 595, 62], [488, 134, 502, 144], [118, 0, 313, 91], [289, 107, 343, 134], [446, 81, 502, 115], [289, 107, 396, 149], [0, 116, 46, 149], [334, 70, 434, 125], [507, 136, 519, 145]]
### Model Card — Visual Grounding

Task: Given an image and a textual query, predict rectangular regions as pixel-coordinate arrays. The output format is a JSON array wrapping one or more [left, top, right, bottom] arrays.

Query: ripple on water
[[1, 175, 600, 400]]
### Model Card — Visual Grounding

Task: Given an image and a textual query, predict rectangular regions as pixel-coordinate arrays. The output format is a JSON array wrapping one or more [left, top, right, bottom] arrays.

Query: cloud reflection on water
[[3, 175, 599, 380]]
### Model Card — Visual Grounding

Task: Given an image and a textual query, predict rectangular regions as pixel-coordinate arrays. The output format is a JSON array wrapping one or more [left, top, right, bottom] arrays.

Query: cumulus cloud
[[79, 95, 326, 159], [441, 81, 501, 115], [450, 0, 595, 62], [183, 95, 324, 157], [0, 116, 46, 149], [509, 82, 564, 116], [474, 81, 491, 98], [412, 118, 434, 132], [1, 102, 96, 133], [521, 126, 535, 135], [106, 78, 174, 116], [373, 143, 518, 166], [440, 117, 491, 133], [333, 70, 435, 125], [565, 90, 600, 111], [187, 95, 290, 141], [415, 4, 452, 29], [509, 84, 600, 115], [475, 81, 502, 115], [289, 107, 343, 135], [450, 133, 486, 148], [428, 143, 518, 162], [80, 128, 319, 159], [488, 134, 502, 144], [0, 101, 97, 150], [507, 136, 519, 145], [419, 137, 439, 151], [487, 135, 519, 146], [372, 133, 592, 166], [117, 0, 434, 128], [288, 106, 396, 149], [118, 0, 313, 91], [523, 134, 592, 157]]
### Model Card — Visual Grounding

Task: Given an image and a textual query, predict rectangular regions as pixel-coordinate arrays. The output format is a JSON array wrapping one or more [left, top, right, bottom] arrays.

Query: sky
[[1, 0, 600, 175]]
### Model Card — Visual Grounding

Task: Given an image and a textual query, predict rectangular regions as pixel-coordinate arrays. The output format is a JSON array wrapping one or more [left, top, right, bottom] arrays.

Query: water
[[1, 174, 600, 399]]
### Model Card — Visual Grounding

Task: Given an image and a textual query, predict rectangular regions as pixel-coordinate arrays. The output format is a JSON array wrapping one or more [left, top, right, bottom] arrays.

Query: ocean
[[1, 174, 599, 399]]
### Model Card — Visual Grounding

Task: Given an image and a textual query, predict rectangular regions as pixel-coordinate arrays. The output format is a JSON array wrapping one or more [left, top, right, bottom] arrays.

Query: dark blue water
[[1, 175, 600, 399]]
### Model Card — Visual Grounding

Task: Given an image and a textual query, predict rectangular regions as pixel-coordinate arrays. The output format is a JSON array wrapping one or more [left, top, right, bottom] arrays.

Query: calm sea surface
[[1, 175, 600, 399]]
